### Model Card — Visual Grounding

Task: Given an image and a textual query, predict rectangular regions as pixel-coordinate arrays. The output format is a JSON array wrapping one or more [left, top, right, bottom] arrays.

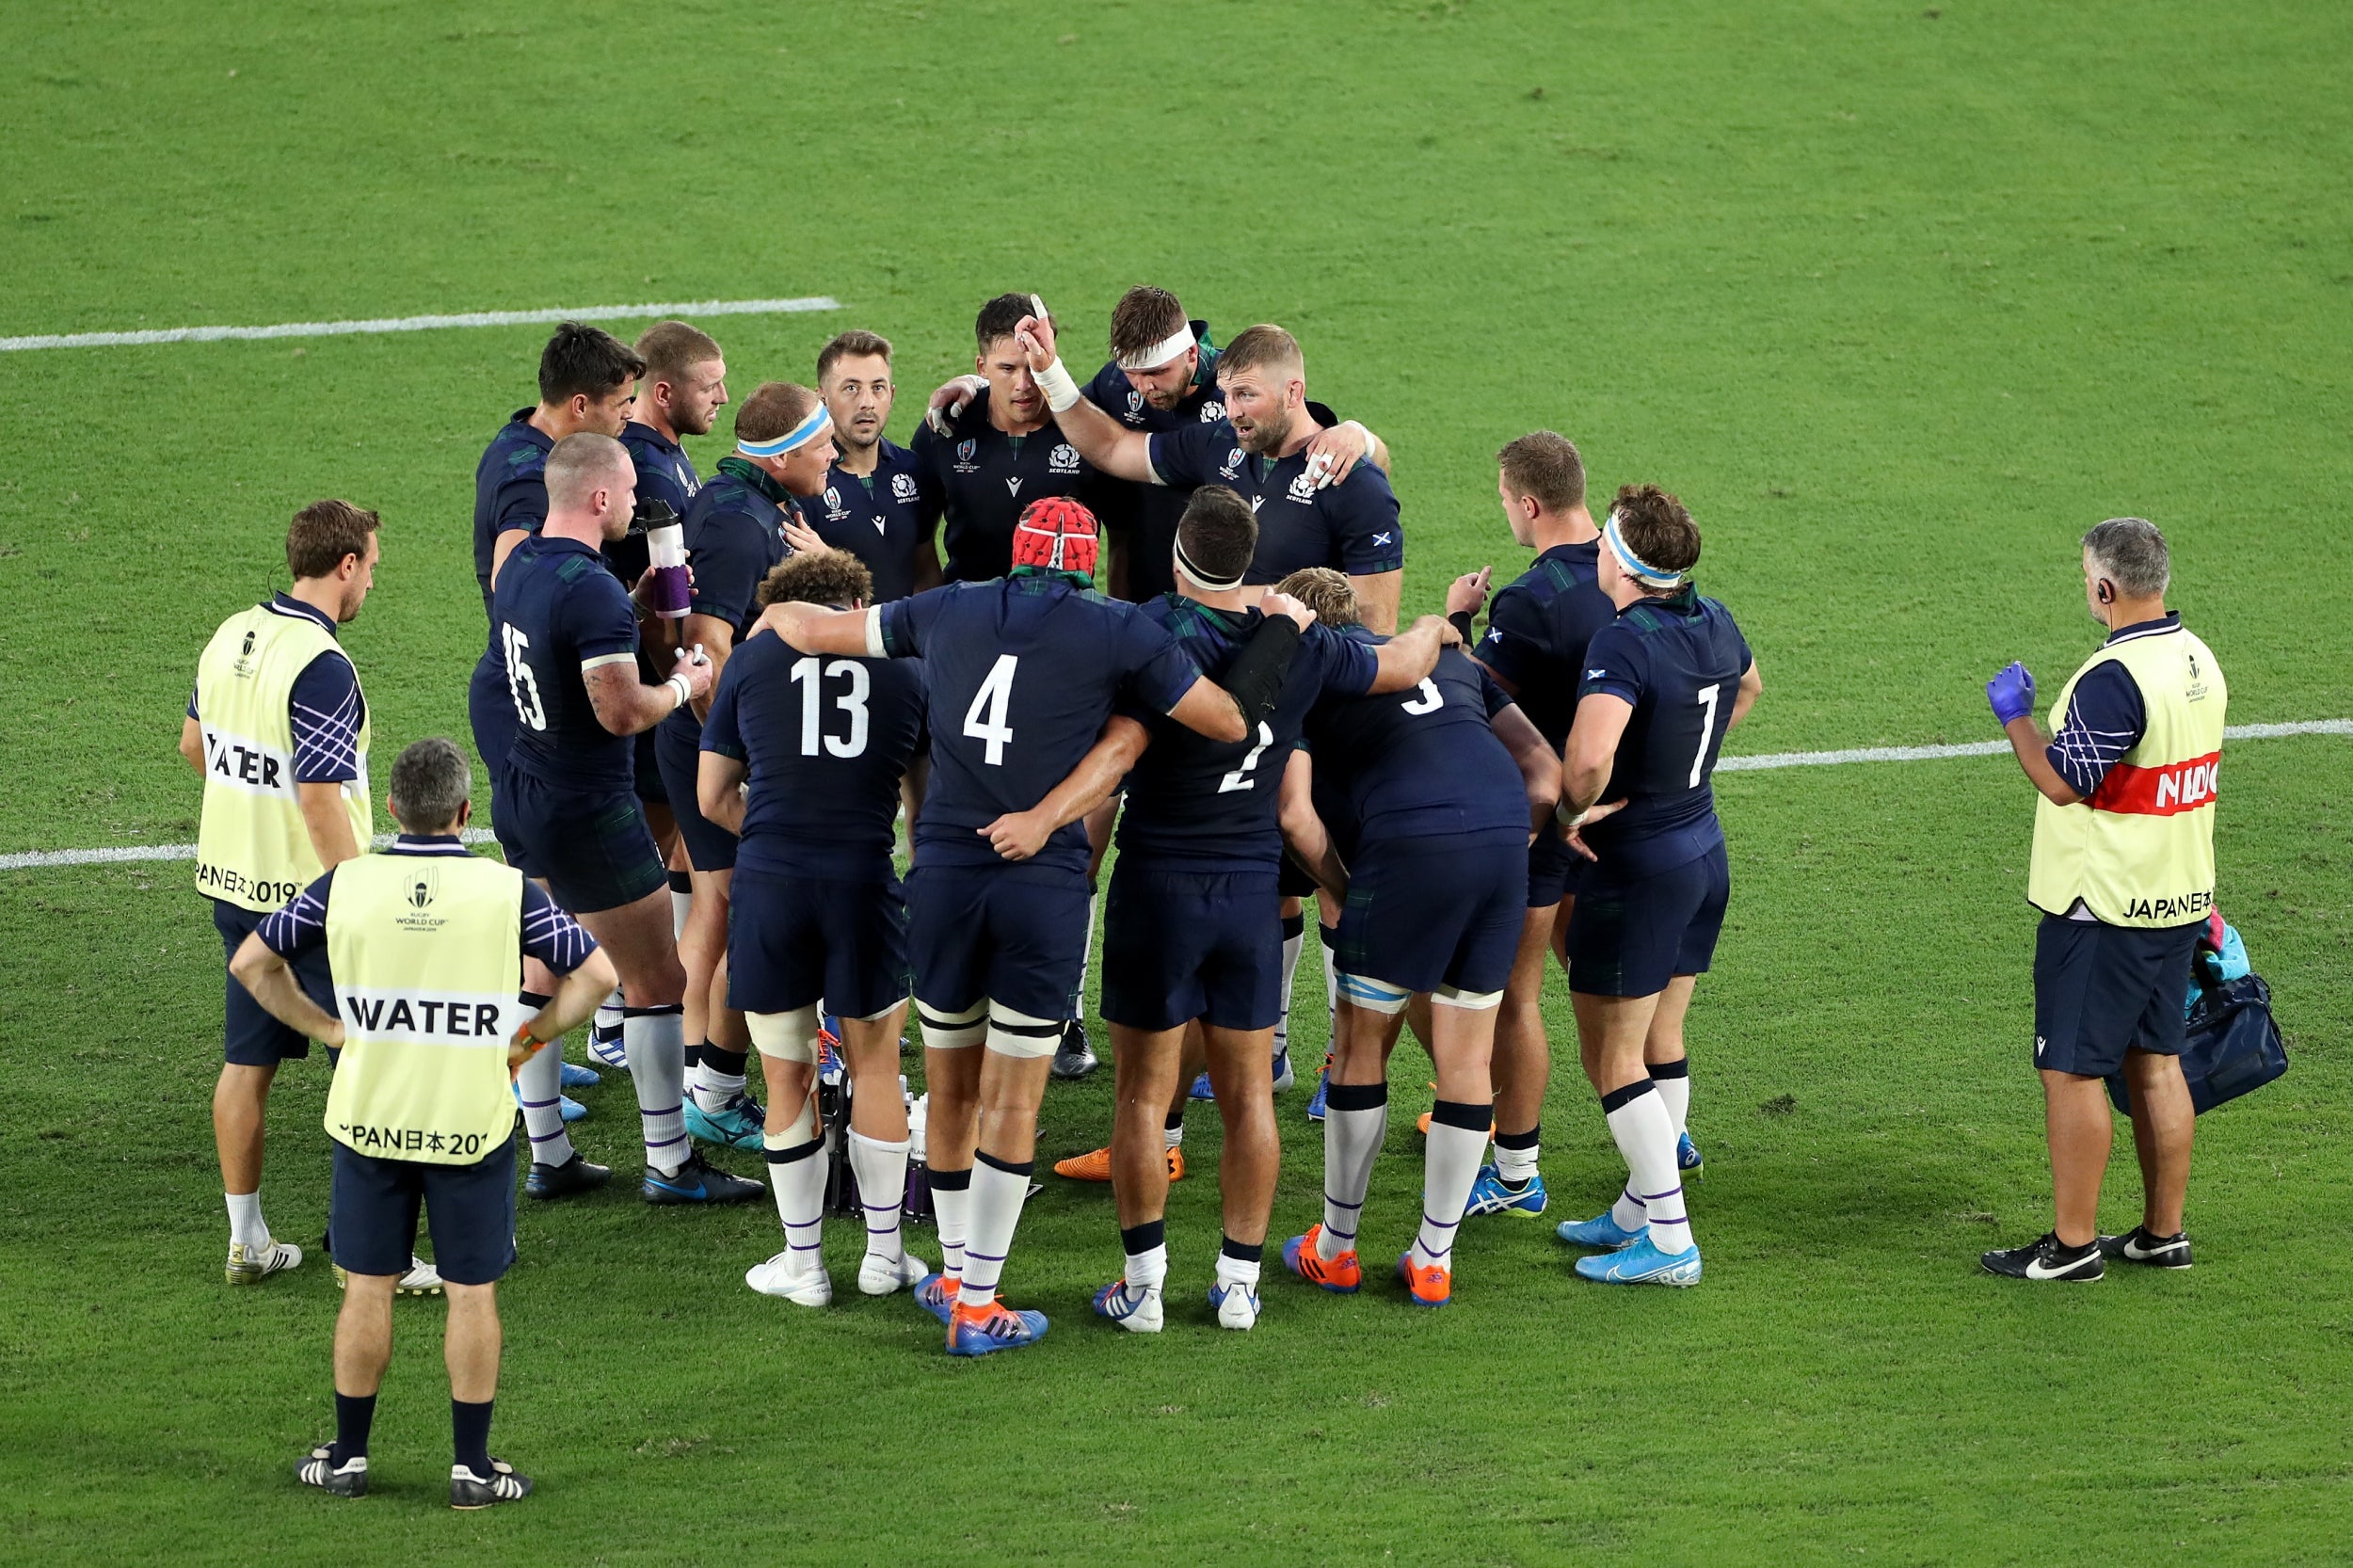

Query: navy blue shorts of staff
[[493, 765, 667, 916], [215, 900, 337, 1066], [1337, 830, 1528, 997], [728, 866, 913, 1022], [1527, 821, 1585, 909], [906, 862, 1091, 1024], [2031, 914, 2198, 1078], [330, 1137, 517, 1287], [653, 714, 734, 873], [1102, 865, 1282, 1033], [1565, 840, 1730, 998]]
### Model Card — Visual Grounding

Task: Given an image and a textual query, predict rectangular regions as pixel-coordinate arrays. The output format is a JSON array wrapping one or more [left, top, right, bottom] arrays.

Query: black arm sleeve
[[1220, 616, 1304, 730], [1448, 609, 1478, 646]]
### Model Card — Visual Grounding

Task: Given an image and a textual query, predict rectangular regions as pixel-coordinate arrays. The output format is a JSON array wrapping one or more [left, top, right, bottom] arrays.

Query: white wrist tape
[[666, 673, 694, 711], [1034, 356, 1083, 413]]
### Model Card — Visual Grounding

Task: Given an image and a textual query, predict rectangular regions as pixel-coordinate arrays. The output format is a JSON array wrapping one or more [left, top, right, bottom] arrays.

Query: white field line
[[0, 296, 840, 353], [4, 720, 2342, 874]]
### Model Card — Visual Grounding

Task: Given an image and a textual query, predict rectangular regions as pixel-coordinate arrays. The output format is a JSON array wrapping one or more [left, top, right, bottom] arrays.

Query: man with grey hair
[[1980, 518, 2227, 1282]]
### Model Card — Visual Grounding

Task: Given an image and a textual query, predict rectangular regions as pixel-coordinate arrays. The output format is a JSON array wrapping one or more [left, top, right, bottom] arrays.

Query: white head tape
[[1173, 534, 1246, 593], [738, 404, 832, 459], [1602, 511, 1685, 590], [1117, 323, 1199, 373]]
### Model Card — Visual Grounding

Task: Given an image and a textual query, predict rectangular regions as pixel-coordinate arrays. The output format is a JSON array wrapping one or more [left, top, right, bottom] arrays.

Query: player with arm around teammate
[[232, 738, 616, 1509], [1551, 486, 1761, 1287], [490, 434, 761, 1208], [751, 496, 1307, 1355], [699, 552, 929, 1306], [1273, 568, 1561, 1309], [1089, 488, 1449, 1333]]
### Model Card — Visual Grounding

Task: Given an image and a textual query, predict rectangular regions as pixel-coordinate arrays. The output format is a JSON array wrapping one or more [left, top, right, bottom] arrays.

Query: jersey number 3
[[790, 657, 871, 758], [502, 624, 547, 732], [964, 653, 1018, 766]]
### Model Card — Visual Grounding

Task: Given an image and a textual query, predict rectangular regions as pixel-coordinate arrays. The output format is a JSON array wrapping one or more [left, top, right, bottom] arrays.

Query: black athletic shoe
[[1980, 1231, 2104, 1282], [1051, 1018, 1097, 1080], [2098, 1225, 2193, 1269], [296, 1444, 368, 1498], [450, 1457, 532, 1509], [642, 1150, 764, 1205], [526, 1151, 612, 1200]]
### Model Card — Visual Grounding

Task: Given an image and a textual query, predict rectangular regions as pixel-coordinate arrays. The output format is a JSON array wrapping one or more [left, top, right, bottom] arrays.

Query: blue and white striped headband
[[737, 404, 832, 459], [1602, 511, 1685, 589]]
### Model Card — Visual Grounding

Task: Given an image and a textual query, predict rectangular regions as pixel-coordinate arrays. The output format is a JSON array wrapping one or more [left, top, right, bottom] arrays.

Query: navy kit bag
[[2106, 946, 2289, 1117]]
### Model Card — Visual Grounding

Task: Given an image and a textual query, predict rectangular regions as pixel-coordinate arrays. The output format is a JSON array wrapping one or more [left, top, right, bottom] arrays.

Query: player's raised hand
[[925, 374, 987, 437], [1014, 301, 1059, 372], [980, 808, 1052, 862], [1447, 568, 1493, 618], [781, 515, 833, 558], [1259, 588, 1316, 631], [1303, 420, 1375, 489]]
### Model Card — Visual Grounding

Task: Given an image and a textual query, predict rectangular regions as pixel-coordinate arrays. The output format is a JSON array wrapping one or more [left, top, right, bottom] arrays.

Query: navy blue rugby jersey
[[655, 462, 794, 754], [1304, 634, 1526, 849], [1476, 540, 1614, 749], [908, 390, 1097, 584], [792, 438, 927, 603], [607, 420, 704, 590], [700, 629, 924, 881], [876, 574, 1201, 873], [1080, 325, 1224, 603], [1575, 585, 1753, 874], [1146, 418, 1402, 586], [492, 535, 643, 794], [472, 409, 552, 618], [1115, 599, 1378, 872]]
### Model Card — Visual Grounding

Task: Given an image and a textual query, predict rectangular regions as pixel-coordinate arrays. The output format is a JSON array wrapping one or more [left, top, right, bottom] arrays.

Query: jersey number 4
[[789, 657, 871, 758], [502, 624, 547, 732], [964, 654, 1018, 766]]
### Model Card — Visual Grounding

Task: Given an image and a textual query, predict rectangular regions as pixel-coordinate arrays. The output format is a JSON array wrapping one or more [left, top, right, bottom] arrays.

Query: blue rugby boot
[[1190, 1071, 1216, 1101], [1574, 1234, 1702, 1287], [683, 1092, 766, 1152], [642, 1150, 763, 1206], [1678, 1131, 1705, 1181], [1555, 1207, 1647, 1251], [947, 1297, 1049, 1356], [913, 1272, 957, 1326], [1465, 1165, 1548, 1218], [559, 1059, 600, 1090], [1305, 1055, 1332, 1122]]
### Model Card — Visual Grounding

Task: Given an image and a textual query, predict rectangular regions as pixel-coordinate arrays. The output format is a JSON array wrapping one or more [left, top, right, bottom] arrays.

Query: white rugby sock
[[515, 1034, 574, 1168], [624, 1006, 690, 1176], [1320, 922, 1340, 1039], [694, 1038, 748, 1112], [957, 1156, 1033, 1308], [1163, 1120, 1184, 1152], [1414, 1102, 1488, 1270], [930, 1167, 970, 1281], [226, 1191, 268, 1249], [594, 987, 624, 1035], [1318, 1080, 1388, 1260], [1214, 1243, 1262, 1291], [1126, 1242, 1168, 1293], [1494, 1127, 1542, 1187], [1275, 914, 1305, 1056], [763, 1129, 827, 1272], [1604, 1080, 1690, 1250], [847, 1130, 910, 1268], [1073, 891, 1096, 1020], [669, 875, 692, 939], [1650, 1057, 1691, 1137]]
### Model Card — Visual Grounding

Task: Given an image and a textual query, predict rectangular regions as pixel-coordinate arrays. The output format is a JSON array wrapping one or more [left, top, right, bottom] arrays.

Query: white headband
[[1117, 323, 1198, 372], [1602, 512, 1685, 589], [738, 404, 832, 459], [1173, 535, 1246, 592]]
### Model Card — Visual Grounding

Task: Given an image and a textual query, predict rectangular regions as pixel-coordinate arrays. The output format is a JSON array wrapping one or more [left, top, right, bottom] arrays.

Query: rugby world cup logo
[[1126, 389, 1144, 418], [956, 440, 977, 467], [824, 486, 848, 520], [408, 872, 435, 909]]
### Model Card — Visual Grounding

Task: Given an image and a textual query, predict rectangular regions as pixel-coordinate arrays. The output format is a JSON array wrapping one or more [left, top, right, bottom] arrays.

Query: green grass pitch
[[3, 2, 2349, 1562]]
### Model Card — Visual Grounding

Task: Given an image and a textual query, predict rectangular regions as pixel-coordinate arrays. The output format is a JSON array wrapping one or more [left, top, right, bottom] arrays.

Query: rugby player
[[802, 330, 932, 601], [655, 383, 835, 1152], [700, 553, 930, 1306], [1091, 488, 1449, 1333], [595, 321, 728, 1059], [462, 325, 643, 1085], [910, 295, 1110, 1078], [182, 501, 383, 1286], [1273, 568, 1561, 1308], [752, 496, 1309, 1356], [1550, 486, 1761, 1288], [491, 432, 761, 1208], [1446, 432, 1620, 1220]]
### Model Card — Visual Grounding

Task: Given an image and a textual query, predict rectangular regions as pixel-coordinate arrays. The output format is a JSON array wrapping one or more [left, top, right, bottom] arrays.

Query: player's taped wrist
[[1221, 615, 1304, 729], [1034, 356, 1082, 413], [1556, 798, 1593, 831], [665, 672, 694, 712]]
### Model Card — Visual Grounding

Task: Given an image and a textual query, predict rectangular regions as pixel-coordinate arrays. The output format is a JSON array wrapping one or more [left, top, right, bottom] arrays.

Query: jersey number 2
[[1218, 722, 1275, 792], [502, 624, 547, 732], [790, 657, 871, 758], [964, 654, 1018, 766]]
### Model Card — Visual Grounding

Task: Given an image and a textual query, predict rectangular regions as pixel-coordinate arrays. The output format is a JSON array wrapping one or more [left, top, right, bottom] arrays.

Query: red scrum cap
[[1012, 496, 1099, 577]]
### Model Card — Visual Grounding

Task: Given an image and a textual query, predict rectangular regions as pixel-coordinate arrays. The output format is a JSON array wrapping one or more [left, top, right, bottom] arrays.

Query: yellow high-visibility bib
[[2028, 622, 2226, 927], [322, 850, 524, 1164], [193, 603, 371, 911]]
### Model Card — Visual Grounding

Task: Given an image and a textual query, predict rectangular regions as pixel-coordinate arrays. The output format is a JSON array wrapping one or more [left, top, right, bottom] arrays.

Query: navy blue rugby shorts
[[1527, 821, 1585, 909], [728, 863, 912, 1020], [1337, 830, 1527, 997], [330, 1136, 517, 1287], [906, 861, 1089, 1023], [214, 899, 337, 1066], [2030, 914, 2197, 1078], [1564, 841, 1730, 998], [653, 716, 735, 873], [493, 763, 666, 915], [1102, 863, 1282, 1033]]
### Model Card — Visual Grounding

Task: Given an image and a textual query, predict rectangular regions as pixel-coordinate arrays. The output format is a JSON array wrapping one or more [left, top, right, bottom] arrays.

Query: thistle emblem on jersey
[[1049, 443, 1080, 474], [891, 472, 919, 503], [1287, 472, 1319, 504]]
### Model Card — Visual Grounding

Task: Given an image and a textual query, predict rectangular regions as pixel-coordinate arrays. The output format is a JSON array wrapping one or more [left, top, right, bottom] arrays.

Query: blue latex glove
[[1986, 662, 2036, 726]]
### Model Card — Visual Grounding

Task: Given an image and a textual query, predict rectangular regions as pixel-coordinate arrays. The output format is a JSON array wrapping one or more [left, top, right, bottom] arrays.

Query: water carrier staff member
[[182, 500, 381, 1288], [230, 738, 616, 1508], [1980, 518, 2225, 1283]]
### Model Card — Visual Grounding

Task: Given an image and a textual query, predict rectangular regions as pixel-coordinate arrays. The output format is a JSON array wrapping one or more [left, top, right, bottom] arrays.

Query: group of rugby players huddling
[[472, 285, 1759, 1355]]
